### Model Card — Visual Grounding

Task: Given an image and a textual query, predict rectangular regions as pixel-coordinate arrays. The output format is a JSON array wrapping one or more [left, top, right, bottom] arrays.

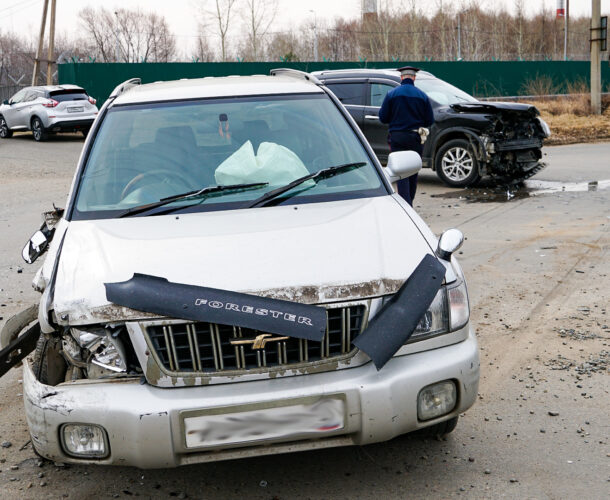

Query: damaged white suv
[[1, 70, 479, 468]]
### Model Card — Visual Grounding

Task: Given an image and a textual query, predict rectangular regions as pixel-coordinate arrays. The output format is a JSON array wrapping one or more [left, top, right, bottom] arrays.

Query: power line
[[0, 0, 42, 21]]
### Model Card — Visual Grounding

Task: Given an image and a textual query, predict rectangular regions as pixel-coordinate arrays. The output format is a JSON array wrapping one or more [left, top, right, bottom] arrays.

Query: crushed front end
[[22, 275, 479, 468], [453, 102, 551, 183]]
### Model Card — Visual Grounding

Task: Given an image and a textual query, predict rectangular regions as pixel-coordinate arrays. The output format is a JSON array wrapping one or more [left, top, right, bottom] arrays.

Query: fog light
[[417, 381, 457, 421], [61, 424, 109, 458]]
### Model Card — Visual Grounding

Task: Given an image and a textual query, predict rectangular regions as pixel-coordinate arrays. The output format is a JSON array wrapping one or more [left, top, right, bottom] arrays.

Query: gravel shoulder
[[0, 137, 608, 499]]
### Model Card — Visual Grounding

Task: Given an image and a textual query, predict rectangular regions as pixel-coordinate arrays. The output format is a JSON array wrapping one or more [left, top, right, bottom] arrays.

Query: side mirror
[[22, 229, 51, 264], [437, 228, 464, 261], [21, 207, 64, 264], [2, 99, 9, 105], [384, 151, 422, 183]]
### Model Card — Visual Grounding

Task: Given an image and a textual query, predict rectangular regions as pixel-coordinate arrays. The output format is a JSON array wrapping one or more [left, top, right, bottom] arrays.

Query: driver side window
[[369, 83, 395, 107], [10, 89, 27, 104]]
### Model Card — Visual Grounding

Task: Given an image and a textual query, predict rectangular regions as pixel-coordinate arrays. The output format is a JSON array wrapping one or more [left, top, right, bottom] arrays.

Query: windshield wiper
[[246, 162, 367, 209], [117, 182, 269, 218]]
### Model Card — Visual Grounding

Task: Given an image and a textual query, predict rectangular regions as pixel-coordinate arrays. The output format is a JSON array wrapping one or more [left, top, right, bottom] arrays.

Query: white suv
[[0, 84, 98, 141], [1, 71, 479, 468]]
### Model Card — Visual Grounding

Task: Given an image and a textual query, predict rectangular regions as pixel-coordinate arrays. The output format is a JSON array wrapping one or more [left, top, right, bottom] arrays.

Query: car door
[[20, 90, 43, 128], [323, 80, 366, 128], [3, 89, 29, 128], [364, 79, 398, 161]]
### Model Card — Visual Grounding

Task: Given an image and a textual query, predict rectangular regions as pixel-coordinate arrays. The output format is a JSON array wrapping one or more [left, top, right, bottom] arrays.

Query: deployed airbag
[[353, 254, 445, 369], [214, 140, 310, 186], [105, 274, 327, 342]]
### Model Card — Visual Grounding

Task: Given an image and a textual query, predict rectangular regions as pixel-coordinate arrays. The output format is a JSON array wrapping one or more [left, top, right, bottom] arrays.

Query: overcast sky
[[0, 0, 607, 56]]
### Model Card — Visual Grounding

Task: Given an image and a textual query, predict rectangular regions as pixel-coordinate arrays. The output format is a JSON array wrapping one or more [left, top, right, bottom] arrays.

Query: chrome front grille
[[144, 305, 366, 374]]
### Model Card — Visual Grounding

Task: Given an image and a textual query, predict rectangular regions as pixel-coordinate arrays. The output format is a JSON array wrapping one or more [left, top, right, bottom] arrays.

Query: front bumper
[[23, 328, 479, 468]]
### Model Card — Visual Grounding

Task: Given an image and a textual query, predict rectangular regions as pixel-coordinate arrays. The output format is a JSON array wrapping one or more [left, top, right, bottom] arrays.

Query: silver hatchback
[[0, 84, 98, 141]]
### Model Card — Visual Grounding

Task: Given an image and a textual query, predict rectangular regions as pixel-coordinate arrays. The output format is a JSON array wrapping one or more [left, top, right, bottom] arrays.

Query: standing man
[[379, 66, 434, 206]]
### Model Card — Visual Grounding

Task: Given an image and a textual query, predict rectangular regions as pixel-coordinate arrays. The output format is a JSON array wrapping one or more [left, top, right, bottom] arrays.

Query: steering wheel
[[120, 168, 197, 201]]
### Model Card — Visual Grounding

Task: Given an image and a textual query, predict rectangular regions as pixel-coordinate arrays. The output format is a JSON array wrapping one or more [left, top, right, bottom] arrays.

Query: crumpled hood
[[53, 196, 434, 325], [451, 101, 539, 117]]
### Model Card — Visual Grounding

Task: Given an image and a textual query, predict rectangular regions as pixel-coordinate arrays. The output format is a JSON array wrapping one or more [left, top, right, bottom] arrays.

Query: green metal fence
[[59, 61, 610, 106]]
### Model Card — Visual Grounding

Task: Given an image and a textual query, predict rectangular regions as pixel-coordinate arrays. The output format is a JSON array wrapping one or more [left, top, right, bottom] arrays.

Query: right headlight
[[537, 117, 551, 138], [69, 327, 128, 377], [409, 279, 470, 342]]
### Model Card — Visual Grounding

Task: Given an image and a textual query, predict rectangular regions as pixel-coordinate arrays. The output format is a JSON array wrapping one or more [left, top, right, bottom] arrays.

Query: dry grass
[[517, 76, 610, 145], [524, 92, 610, 145]]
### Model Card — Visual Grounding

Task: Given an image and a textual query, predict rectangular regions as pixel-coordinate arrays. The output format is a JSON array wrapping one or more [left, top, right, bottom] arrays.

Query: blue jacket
[[379, 79, 434, 132]]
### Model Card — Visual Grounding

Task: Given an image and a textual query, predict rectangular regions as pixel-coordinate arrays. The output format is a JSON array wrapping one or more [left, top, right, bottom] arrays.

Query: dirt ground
[[0, 134, 608, 499]]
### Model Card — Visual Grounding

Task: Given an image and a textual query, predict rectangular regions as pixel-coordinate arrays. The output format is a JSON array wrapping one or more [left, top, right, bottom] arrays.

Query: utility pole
[[32, 0, 49, 85], [115, 11, 120, 62], [46, 0, 56, 85], [564, 0, 569, 61], [591, 0, 601, 114], [457, 13, 461, 60], [309, 10, 318, 62]]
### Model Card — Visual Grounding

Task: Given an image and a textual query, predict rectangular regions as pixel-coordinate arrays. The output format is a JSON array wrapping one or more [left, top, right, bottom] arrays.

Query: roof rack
[[109, 78, 141, 98], [270, 68, 321, 85]]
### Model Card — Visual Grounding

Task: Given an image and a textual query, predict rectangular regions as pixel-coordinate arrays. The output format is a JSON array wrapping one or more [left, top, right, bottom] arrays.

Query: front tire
[[31, 117, 48, 142], [0, 116, 13, 138], [32, 335, 66, 386], [435, 138, 480, 187]]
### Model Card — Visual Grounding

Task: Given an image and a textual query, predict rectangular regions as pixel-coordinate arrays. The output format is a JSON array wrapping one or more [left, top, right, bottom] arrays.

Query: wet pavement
[[432, 179, 610, 203]]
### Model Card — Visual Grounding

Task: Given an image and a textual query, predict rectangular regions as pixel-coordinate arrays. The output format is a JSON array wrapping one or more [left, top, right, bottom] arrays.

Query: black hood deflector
[[105, 274, 327, 342], [353, 254, 445, 370]]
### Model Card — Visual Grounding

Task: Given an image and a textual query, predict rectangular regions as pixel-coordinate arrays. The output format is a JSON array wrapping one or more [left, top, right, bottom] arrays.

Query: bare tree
[[78, 7, 176, 63], [241, 0, 277, 61], [196, 0, 238, 62], [513, 0, 525, 60], [194, 31, 216, 62]]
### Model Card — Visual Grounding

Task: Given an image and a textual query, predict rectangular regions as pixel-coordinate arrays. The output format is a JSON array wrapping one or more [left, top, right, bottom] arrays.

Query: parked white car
[[0, 84, 98, 141], [0, 71, 479, 468]]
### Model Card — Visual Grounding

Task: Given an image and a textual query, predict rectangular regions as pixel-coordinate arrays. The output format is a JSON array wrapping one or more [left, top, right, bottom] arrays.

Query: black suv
[[313, 69, 551, 187]]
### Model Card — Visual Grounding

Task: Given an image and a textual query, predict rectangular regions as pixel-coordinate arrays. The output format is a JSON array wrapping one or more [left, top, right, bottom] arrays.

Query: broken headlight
[[69, 327, 127, 377]]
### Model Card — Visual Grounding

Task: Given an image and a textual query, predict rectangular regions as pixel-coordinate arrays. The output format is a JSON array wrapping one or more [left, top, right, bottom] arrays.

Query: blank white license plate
[[67, 107, 84, 113], [183, 397, 345, 449]]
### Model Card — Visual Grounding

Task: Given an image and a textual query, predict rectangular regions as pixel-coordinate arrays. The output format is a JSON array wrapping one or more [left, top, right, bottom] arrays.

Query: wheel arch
[[30, 114, 44, 130], [431, 128, 487, 171]]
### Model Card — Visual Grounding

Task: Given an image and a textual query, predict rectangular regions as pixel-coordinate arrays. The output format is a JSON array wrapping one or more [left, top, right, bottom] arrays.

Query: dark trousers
[[388, 131, 422, 206]]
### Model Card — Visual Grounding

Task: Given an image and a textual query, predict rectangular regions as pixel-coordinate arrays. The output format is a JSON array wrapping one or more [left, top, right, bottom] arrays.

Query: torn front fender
[[0, 304, 38, 349], [0, 316, 41, 378]]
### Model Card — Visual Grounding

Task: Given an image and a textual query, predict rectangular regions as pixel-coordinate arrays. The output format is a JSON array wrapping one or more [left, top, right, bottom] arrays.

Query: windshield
[[415, 78, 478, 106], [72, 94, 384, 219]]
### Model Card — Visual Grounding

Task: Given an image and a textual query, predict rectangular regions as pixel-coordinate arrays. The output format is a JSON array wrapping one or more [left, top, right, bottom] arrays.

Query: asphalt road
[[0, 134, 608, 499]]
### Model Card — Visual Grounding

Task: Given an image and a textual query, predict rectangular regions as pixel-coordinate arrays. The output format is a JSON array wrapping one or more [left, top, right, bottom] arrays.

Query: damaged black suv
[[313, 69, 551, 187]]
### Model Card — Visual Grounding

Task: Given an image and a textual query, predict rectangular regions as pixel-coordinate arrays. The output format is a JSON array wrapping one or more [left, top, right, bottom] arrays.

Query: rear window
[[50, 90, 88, 102]]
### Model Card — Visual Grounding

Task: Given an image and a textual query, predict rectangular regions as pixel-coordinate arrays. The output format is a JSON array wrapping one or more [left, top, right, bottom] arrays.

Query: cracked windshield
[[74, 94, 382, 218]]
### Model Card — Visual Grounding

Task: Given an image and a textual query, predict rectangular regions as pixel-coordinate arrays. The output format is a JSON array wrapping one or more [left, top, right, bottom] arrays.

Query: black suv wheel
[[0, 116, 13, 138], [435, 138, 480, 187], [31, 117, 48, 142]]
